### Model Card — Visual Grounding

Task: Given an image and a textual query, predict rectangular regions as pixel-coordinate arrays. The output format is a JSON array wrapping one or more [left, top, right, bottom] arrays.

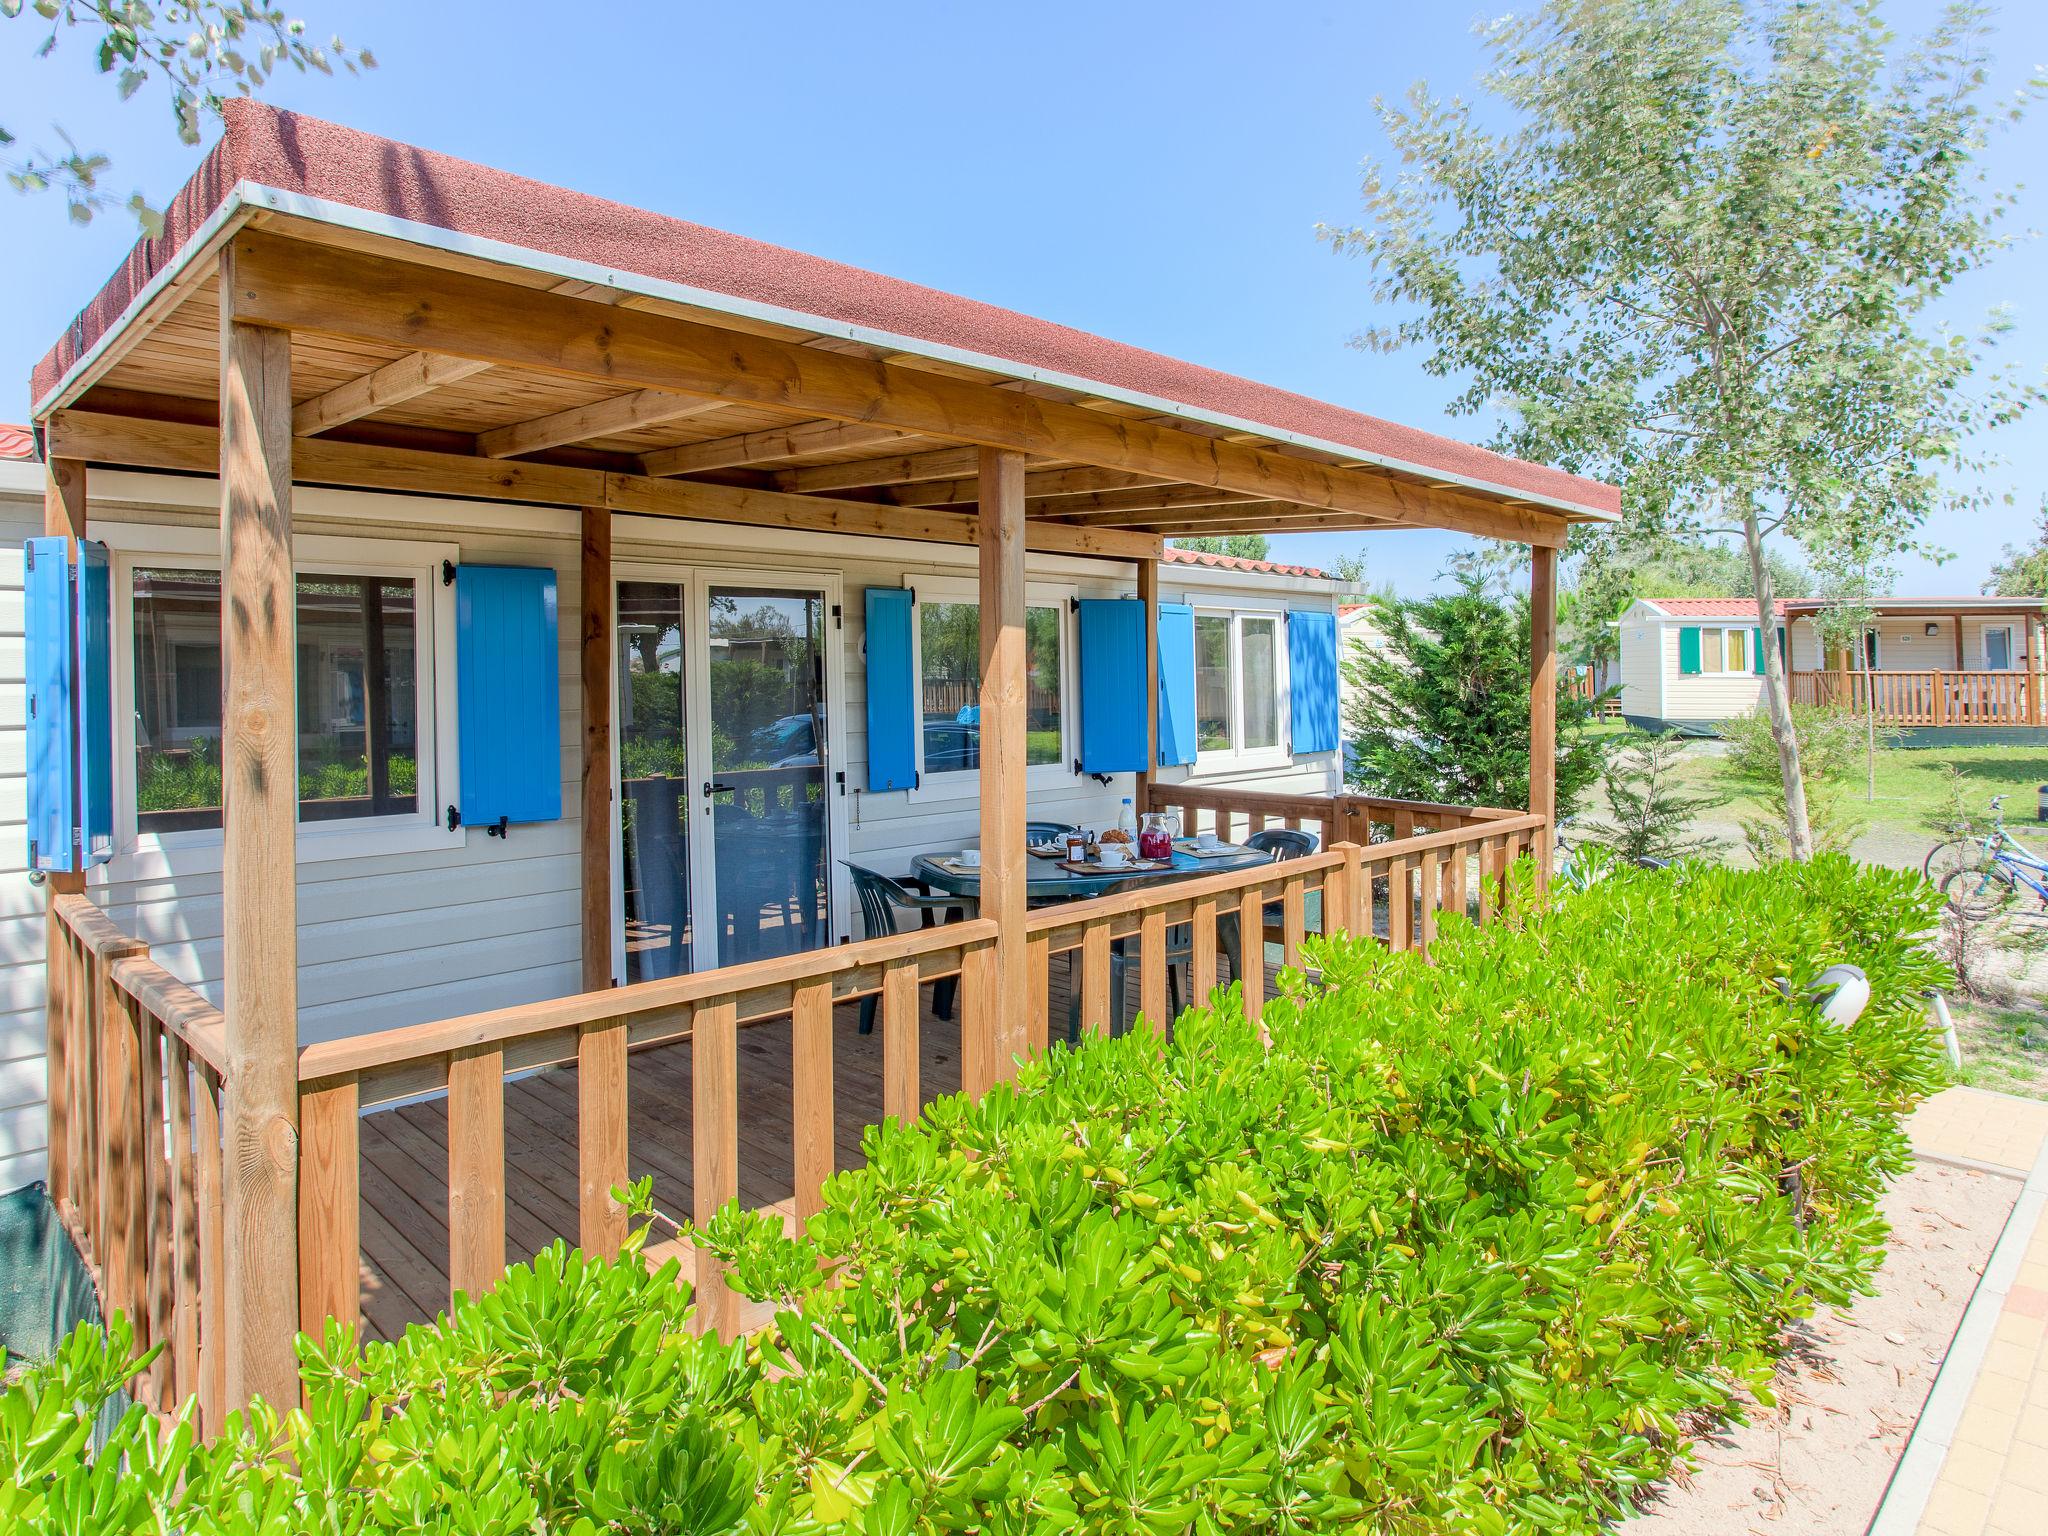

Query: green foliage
[[1986, 500, 2048, 597], [1171, 535, 1270, 561], [1583, 731, 1727, 864], [1720, 704, 1871, 861], [1344, 574, 1605, 814], [3, 2, 374, 230], [2, 862, 1951, 1534]]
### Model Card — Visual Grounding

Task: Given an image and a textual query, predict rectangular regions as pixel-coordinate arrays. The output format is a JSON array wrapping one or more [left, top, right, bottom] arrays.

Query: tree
[[1986, 499, 2048, 596], [1343, 574, 1604, 814], [1326, 549, 1369, 584], [1323, 0, 2037, 861], [1720, 702, 1867, 863], [1564, 533, 1812, 668], [1171, 534, 1270, 561], [3, 2, 373, 230], [1583, 732, 1727, 865]]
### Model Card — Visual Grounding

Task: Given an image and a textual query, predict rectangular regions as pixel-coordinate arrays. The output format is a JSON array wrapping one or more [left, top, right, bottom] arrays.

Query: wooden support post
[[692, 998, 739, 1341], [974, 448, 1029, 1092], [1138, 557, 1159, 814], [580, 505, 614, 991], [217, 246, 301, 1413], [43, 461, 87, 1211], [297, 1077, 360, 1342], [1528, 545, 1558, 890], [578, 1018, 629, 1257]]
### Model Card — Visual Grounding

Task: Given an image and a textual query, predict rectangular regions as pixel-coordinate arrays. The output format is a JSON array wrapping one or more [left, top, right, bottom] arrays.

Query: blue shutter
[[864, 587, 916, 791], [1077, 598, 1147, 775], [1752, 627, 1767, 675], [1287, 609, 1340, 755], [24, 539, 76, 873], [453, 564, 561, 828], [1156, 602, 1196, 767], [76, 541, 113, 866]]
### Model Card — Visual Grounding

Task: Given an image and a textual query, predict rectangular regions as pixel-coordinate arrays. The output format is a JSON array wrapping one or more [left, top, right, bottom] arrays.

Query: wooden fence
[[44, 794, 1547, 1425], [1790, 669, 2038, 726]]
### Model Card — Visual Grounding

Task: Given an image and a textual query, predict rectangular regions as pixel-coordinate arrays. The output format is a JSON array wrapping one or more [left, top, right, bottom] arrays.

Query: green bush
[[1, 859, 1949, 1534]]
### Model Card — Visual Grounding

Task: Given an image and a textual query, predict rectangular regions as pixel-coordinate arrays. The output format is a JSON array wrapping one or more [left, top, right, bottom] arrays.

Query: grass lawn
[[1952, 997, 2048, 1102]]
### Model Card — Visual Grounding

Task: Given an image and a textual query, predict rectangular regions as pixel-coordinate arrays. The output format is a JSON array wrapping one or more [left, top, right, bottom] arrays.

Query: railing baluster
[[1026, 932, 1051, 1056], [578, 1017, 629, 1259], [166, 1035, 200, 1411], [1478, 836, 1502, 925], [1140, 907, 1168, 1037], [102, 971, 144, 1342], [1282, 876, 1307, 968], [791, 978, 833, 1225], [447, 1046, 506, 1303], [691, 996, 740, 1341], [140, 1012, 173, 1410], [1386, 856, 1412, 951], [1419, 850, 1442, 956], [1080, 919, 1111, 1038], [297, 1075, 361, 1343], [882, 957, 919, 1124], [1238, 885, 1265, 1024], [1192, 895, 1219, 1000], [194, 1066, 225, 1436], [45, 914, 72, 1218]]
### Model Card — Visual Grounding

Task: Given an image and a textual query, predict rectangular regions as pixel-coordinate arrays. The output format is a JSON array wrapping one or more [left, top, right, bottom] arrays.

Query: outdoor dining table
[[909, 843, 1278, 1036]]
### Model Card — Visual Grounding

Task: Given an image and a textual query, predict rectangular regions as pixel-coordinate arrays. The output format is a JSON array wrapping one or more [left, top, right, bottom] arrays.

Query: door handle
[[702, 780, 736, 797]]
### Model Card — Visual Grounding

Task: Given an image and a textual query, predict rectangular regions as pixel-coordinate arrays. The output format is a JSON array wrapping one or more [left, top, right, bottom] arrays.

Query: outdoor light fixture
[[1924, 622, 1938, 637]]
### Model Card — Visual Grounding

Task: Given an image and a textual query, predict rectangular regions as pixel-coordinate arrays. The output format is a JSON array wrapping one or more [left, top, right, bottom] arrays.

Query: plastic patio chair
[[844, 862, 970, 1032]]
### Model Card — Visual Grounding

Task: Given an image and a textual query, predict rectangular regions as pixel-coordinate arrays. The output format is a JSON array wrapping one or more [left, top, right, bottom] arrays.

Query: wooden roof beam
[[224, 230, 1570, 547], [1034, 486, 1261, 522], [46, 408, 1164, 563], [776, 445, 983, 494], [475, 390, 731, 459], [291, 351, 492, 437], [639, 419, 913, 477], [888, 466, 1164, 507]]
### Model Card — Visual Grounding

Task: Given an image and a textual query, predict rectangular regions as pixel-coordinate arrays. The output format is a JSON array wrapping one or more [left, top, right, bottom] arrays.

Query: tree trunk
[[1741, 509, 1815, 860]]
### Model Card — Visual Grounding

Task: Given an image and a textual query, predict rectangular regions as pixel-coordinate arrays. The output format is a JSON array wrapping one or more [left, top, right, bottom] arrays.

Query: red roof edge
[[1162, 547, 1327, 580], [0, 424, 34, 461], [32, 103, 1619, 520]]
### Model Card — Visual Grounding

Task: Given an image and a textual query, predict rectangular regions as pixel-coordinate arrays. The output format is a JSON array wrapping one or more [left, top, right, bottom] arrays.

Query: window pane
[[1025, 606, 1061, 767], [920, 601, 980, 772], [1699, 629, 1724, 674], [1241, 616, 1279, 750], [1987, 628, 2012, 669], [919, 600, 1064, 772], [1724, 629, 1746, 672], [1196, 615, 1232, 751], [134, 567, 419, 835]]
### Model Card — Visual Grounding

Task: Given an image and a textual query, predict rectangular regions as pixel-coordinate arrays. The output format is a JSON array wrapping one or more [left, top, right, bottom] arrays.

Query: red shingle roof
[[1163, 547, 1326, 579], [0, 425, 33, 461], [32, 103, 1618, 521], [1645, 598, 1792, 619]]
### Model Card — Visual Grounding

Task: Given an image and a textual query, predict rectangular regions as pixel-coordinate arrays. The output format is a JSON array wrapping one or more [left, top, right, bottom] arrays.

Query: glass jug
[[1138, 810, 1178, 862]]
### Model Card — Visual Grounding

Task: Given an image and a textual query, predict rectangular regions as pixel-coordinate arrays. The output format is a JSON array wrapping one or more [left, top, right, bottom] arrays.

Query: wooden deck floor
[[352, 950, 1261, 1340]]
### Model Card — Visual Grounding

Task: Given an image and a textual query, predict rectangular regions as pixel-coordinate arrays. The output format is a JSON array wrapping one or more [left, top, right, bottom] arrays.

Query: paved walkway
[[1873, 1087, 2048, 1536]]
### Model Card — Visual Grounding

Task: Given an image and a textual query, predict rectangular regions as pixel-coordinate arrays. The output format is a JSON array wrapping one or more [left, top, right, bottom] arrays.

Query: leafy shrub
[[1582, 730, 1727, 864], [1720, 703, 1869, 861], [2, 860, 1949, 1534]]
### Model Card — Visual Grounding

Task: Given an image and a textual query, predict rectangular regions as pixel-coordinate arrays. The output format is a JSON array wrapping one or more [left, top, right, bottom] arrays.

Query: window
[[1194, 609, 1289, 762], [133, 566, 421, 835], [1724, 629, 1748, 673], [1691, 626, 1747, 675], [916, 595, 1065, 777], [1986, 625, 2015, 670]]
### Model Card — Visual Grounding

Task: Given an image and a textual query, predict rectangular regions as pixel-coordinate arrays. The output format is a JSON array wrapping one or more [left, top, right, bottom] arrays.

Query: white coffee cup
[[1097, 843, 1132, 868], [955, 849, 981, 867], [1196, 830, 1220, 849]]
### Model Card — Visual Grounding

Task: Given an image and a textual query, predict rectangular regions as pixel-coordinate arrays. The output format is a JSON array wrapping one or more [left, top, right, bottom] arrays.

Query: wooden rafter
[[291, 352, 492, 437], [1029, 485, 1260, 520], [476, 390, 730, 459], [639, 420, 911, 477], [224, 231, 1570, 547], [887, 466, 1163, 507], [46, 409, 1162, 562], [776, 445, 984, 494]]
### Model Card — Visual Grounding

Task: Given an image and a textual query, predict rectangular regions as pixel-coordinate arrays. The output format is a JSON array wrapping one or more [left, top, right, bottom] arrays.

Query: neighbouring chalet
[[1617, 595, 2047, 741], [11, 103, 1615, 1423]]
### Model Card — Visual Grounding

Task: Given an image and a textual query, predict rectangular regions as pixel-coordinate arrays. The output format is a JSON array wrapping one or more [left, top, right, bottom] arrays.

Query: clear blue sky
[[3, 1, 2042, 594]]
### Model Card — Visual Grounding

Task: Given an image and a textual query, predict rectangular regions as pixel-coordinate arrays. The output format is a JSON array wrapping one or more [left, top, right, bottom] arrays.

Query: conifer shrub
[[2, 858, 1950, 1534]]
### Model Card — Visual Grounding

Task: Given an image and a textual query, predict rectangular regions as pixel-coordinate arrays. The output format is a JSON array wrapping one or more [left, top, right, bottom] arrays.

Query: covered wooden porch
[[27, 105, 1612, 1427]]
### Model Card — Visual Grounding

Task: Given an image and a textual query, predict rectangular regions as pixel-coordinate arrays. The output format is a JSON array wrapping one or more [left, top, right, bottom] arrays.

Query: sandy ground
[[1620, 1158, 2017, 1536]]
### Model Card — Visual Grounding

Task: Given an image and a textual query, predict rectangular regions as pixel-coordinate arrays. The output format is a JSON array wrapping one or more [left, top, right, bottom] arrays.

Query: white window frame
[[1982, 622, 2017, 671], [100, 522, 464, 880], [1192, 601, 1293, 774], [904, 575, 1076, 803]]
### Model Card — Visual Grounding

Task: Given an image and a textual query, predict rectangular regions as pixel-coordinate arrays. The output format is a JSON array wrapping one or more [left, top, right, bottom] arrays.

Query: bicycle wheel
[[1939, 863, 2018, 921], [1924, 838, 1993, 886]]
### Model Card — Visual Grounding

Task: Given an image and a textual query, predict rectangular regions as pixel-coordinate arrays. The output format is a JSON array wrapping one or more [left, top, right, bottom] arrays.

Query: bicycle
[[1925, 795, 2048, 920], [1553, 817, 1669, 891]]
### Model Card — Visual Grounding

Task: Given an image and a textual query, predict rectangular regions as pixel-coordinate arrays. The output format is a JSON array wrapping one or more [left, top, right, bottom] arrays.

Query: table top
[[911, 844, 1274, 901]]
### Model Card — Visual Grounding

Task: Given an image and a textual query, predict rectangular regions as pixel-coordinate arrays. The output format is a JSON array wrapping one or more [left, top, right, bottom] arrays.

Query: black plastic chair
[[1026, 820, 1078, 845], [844, 862, 968, 1031], [1219, 827, 1321, 981]]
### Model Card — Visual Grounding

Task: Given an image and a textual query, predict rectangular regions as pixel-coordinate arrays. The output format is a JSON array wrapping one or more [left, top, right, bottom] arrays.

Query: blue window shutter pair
[[864, 588, 916, 791], [1678, 626, 1703, 674], [453, 564, 562, 828], [1287, 609, 1340, 754], [1156, 603, 1196, 767], [1077, 599, 1147, 774], [24, 538, 112, 874]]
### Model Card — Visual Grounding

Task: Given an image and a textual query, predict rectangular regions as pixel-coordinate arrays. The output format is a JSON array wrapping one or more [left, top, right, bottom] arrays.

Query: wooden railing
[[44, 799, 1547, 1419], [1790, 669, 2038, 726], [1143, 781, 1526, 849], [47, 894, 229, 1433]]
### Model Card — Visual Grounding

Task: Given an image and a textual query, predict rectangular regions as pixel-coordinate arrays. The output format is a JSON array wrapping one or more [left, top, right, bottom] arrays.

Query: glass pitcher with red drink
[[1138, 810, 1178, 862]]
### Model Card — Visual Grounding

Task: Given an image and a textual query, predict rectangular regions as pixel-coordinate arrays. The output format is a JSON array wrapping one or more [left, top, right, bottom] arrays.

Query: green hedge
[[2, 858, 1949, 1534]]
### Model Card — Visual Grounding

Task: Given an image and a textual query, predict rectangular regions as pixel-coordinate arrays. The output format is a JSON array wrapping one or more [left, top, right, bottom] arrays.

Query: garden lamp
[[1807, 964, 1870, 1029]]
